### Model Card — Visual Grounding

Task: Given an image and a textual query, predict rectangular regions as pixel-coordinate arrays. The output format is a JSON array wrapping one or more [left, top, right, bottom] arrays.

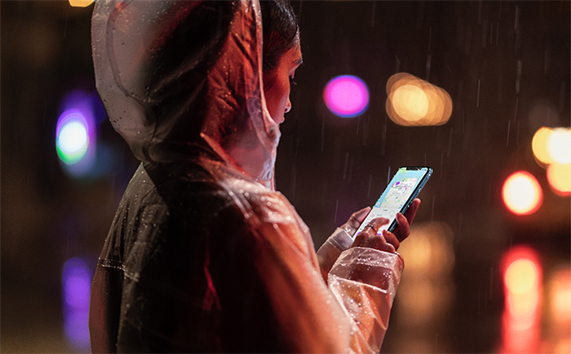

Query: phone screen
[[354, 166, 432, 237]]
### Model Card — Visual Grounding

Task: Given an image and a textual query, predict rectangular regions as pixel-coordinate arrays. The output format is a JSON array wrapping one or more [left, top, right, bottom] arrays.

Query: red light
[[499, 246, 542, 353]]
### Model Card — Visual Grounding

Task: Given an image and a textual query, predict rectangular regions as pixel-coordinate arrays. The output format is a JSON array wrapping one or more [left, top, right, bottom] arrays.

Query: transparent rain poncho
[[89, 0, 403, 352]]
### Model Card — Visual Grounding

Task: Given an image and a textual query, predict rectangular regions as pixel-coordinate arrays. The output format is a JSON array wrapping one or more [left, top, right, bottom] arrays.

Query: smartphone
[[353, 166, 433, 239]]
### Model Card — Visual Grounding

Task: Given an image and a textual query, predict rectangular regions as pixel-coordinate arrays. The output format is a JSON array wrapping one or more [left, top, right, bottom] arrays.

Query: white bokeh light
[[57, 120, 88, 156]]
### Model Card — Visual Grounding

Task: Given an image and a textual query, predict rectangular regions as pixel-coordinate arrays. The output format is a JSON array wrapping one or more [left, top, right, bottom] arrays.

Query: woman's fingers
[[393, 213, 410, 242], [351, 217, 396, 253], [350, 207, 371, 225], [393, 198, 421, 242], [381, 230, 400, 250], [404, 198, 421, 223], [341, 206, 371, 235], [346, 198, 422, 250], [367, 216, 390, 232]]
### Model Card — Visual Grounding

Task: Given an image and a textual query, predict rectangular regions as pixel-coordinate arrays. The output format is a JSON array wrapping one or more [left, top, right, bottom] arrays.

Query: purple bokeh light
[[323, 75, 369, 118], [62, 257, 92, 351]]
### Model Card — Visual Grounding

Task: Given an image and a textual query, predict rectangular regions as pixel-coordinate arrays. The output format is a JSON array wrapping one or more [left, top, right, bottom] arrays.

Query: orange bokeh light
[[532, 127, 554, 166], [385, 73, 452, 127], [69, 0, 94, 7], [549, 268, 571, 324], [505, 259, 540, 319], [502, 171, 543, 215], [547, 163, 571, 196]]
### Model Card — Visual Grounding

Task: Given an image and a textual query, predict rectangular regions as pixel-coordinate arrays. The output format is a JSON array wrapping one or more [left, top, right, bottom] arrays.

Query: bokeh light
[[532, 127, 571, 168], [547, 128, 571, 164], [386, 73, 452, 126], [502, 171, 543, 215], [532, 127, 555, 165], [392, 85, 429, 122], [62, 257, 92, 351], [546, 163, 571, 196], [500, 246, 542, 353], [548, 267, 571, 324], [56, 110, 89, 165], [69, 0, 94, 7], [393, 222, 455, 352], [56, 90, 98, 178], [547, 267, 571, 353], [323, 75, 369, 118], [505, 259, 540, 318]]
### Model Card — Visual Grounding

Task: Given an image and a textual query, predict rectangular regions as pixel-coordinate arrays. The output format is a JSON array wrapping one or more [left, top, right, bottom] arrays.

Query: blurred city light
[[385, 73, 452, 126], [505, 259, 540, 319], [69, 0, 95, 7], [392, 222, 455, 352], [549, 267, 571, 324], [499, 246, 542, 353], [547, 128, 571, 164], [56, 110, 89, 165], [502, 171, 543, 215], [392, 85, 429, 122], [532, 127, 571, 167], [56, 90, 98, 178], [546, 267, 571, 353], [62, 257, 92, 351], [546, 163, 571, 196], [532, 127, 554, 166], [323, 75, 369, 118]]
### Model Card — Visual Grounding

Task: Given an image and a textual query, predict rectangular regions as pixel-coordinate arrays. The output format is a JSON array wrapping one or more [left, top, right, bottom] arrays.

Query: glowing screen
[[355, 167, 431, 236]]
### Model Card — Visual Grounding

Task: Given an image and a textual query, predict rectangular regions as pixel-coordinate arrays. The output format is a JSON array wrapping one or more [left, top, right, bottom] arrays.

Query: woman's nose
[[285, 97, 292, 113]]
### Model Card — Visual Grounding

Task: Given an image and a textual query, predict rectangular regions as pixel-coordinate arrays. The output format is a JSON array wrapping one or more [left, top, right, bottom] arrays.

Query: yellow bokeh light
[[502, 249, 541, 320], [549, 268, 571, 323], [532, 127, 554, 165], [547, 163, 571, 196], [69, 0, 94, 7], [502, 171, 543, 215], [547, 128, 571, 164], [506, 260, 538, 294], [386, 73, 452, 127], [500, 246, 542, 352]]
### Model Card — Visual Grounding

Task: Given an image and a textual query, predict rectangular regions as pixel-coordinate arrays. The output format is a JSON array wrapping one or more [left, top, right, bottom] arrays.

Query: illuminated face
[[263, 45, 303, 124]]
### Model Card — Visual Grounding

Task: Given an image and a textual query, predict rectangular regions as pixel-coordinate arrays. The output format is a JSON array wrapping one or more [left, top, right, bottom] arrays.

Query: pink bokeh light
[[323, 75, 369, 118]]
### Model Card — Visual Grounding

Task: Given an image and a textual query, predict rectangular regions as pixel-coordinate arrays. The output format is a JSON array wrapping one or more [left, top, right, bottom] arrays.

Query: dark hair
[[260, 0, 299, 72]]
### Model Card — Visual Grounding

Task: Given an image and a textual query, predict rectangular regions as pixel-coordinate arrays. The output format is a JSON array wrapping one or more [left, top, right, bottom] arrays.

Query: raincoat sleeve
[[241, 205, 403, 353], [317, 227, 404, 351], [316, 227, 354, 281]]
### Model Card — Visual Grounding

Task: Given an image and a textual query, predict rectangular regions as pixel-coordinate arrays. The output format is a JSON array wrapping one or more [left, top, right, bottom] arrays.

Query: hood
[[92, 0, 280, 189]]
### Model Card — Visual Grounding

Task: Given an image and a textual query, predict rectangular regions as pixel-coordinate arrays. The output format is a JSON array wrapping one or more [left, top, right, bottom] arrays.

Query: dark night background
[[2, 1, 570, 352]]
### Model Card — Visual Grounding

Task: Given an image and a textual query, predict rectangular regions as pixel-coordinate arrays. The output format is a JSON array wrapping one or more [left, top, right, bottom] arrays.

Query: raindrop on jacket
[[89, 1, 404, 352]]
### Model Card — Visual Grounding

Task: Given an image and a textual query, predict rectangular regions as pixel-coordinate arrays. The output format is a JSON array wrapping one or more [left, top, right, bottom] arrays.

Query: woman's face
[[263, 45, 303, 125]]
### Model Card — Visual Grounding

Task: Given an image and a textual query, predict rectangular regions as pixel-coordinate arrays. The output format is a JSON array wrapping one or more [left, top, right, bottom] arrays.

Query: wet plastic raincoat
[[89, 1, 403, 352]]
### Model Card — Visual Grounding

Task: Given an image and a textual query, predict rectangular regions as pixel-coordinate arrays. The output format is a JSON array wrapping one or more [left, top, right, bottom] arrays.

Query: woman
[[89, 0, 420, 352]]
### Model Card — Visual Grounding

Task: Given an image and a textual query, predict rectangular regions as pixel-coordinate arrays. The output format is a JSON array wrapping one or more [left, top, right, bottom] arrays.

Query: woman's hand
[[350, 217, 398, 253], [339, 207, 371, 237], [349, 198, 421, 253], [392, 198, 421, 242]]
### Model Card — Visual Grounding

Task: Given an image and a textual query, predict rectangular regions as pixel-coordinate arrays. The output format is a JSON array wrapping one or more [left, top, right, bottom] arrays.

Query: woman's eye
[[289, 76, 297, 86]]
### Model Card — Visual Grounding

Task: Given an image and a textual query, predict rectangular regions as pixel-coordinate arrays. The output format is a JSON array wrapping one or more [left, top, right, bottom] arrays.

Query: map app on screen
[[354, 167, 431, 236]]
